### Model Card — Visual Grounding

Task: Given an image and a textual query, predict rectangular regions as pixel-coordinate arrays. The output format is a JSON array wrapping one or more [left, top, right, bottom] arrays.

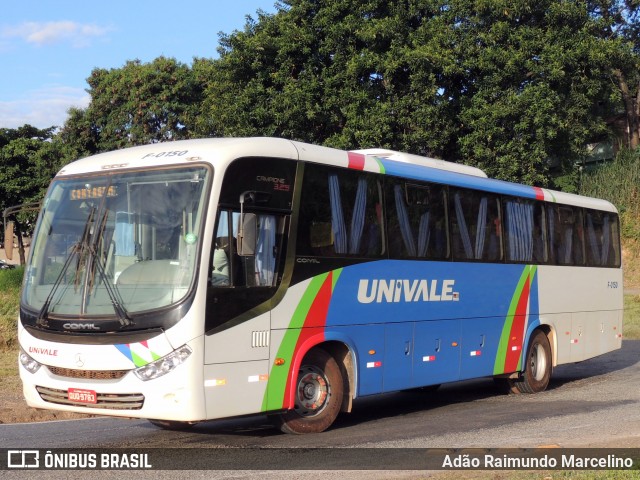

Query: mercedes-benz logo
[[75, 353, 84, 368]]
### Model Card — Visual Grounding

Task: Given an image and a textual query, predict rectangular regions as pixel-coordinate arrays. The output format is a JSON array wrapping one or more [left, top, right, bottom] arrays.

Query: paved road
[[2, 340, 639, 479]]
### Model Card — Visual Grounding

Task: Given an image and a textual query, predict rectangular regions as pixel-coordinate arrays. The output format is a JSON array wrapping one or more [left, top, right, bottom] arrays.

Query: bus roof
[[56, 137, 617, 213]]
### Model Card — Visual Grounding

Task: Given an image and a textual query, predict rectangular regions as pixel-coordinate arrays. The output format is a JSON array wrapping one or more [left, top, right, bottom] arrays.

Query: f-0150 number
[[142, 150, 188, 159]]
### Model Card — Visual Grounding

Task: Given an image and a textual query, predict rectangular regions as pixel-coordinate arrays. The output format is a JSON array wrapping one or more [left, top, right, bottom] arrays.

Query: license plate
[[68, 388, 97, 404]]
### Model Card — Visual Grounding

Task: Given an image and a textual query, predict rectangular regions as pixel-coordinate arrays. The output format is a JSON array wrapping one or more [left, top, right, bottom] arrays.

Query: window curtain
[[474, 197, 488, 260], [394, 185, 417, 256], [454, 193, 489, 260], [601, 216, 610, 265], [349, 179, 368, 254], [417, 212, 431, 257], [586, 213, 612, 266], [394, 184, 431, 257], [454, 192, 474, 259], [586, 214, 601, 265], [506, 201, 534, 262], [115, 212, 135, 256], [256, 215, 276, 286], [328, 175, 348, 254], [328, 174, 368, 255]]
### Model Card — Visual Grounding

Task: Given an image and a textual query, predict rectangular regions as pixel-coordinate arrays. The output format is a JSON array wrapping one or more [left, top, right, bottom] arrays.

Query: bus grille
[[36, 386, 144, 410], [47, 366, 129, 380]]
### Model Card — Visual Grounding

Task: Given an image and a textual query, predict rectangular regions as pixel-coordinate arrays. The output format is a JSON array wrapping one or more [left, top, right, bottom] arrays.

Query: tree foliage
[[3, 0, 640, 221], [193, 0, 637, 187], [61, 57, 204, 155], [0, 126, 62, 258]]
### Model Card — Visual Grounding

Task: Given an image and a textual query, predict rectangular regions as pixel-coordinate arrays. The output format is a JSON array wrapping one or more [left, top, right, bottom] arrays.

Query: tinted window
[[387, 180, 449, 260], [548, 205, 584, 266], [584, 209, 621, 267], [297, 164, 384, 257], [504, 198, 547, 263], [450, 188, 502, 262]]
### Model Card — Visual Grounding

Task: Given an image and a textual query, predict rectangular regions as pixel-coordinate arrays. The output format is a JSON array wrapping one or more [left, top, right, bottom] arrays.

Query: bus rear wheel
[[510, 329, 552, 394], [274, 348, 343, 434]]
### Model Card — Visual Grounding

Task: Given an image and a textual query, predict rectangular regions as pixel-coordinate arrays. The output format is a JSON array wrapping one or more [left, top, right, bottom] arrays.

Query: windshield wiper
[[36, 206, 96, 326], [36, 240, 83, 326], [37, 203, 133, 328], [86, 210, 132, 327]]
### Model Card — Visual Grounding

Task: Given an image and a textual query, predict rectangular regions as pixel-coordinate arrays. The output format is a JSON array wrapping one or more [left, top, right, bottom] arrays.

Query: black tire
[[273, 348, 343, 434], [510, 329, 552, 394], [148, 419, 197, 430]]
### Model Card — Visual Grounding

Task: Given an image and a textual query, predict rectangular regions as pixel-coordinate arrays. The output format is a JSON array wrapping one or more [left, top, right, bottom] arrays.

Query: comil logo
[[7, 450, 39, 469], [357, 279, 459, 304]]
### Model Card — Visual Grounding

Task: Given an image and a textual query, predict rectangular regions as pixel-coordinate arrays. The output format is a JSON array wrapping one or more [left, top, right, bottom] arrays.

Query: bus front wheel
[[510, 329, 552, 394], [274, 348, 343, 434]]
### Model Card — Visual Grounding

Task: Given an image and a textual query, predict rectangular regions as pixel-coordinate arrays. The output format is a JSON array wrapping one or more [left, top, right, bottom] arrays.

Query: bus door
[[413, 319, 461, 387]]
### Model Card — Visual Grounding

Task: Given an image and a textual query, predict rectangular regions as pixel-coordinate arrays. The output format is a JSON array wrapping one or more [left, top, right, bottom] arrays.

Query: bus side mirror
[[4, 221, 14, 261], [237, 213, 257, 256]]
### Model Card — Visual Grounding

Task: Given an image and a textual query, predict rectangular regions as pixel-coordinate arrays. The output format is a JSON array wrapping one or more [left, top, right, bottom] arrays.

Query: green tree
[[591, 0, 640, 149], [195, 1, 456, 156], [195, 0, 634, 187], [0, 125, 62, 263], [61, 57, 204, 154]]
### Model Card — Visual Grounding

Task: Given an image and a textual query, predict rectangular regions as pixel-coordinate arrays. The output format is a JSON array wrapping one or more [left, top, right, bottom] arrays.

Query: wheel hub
[[295, 367, 329, 417]]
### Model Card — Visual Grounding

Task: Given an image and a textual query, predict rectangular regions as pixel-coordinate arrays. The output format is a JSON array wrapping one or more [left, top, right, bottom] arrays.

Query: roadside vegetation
[[0, 266, 22, 351]]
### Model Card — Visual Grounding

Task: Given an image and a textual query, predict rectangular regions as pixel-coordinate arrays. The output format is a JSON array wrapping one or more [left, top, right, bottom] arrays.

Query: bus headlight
[[19, 347, 42, 374], [133, 345, 192, 381]]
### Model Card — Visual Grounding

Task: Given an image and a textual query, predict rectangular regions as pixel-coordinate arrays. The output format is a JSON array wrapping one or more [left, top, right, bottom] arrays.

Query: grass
[[623, 294, 640, 339], [0, 266, 22, 350]]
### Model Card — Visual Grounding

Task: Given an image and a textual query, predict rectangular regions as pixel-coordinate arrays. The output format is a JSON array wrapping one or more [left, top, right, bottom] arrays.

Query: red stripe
[[533, 187, 545, 201], [504, 275, 531, 372], [348, 152, 366, 170], [282, 273, 333, 407]]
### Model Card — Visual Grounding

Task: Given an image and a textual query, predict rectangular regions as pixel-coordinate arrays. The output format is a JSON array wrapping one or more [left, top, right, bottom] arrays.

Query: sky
[[0, 1, 277, 130]]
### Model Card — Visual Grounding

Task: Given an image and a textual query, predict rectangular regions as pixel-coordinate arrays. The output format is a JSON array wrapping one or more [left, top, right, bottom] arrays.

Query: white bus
[[17, 138, 623, 433]]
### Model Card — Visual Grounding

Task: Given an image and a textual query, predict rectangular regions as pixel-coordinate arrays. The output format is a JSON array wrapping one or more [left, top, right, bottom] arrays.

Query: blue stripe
[[379, 160, 539, 200]]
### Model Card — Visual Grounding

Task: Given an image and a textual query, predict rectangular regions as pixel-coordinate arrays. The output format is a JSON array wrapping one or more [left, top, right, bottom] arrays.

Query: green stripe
[[261, 273, 330, 411], [131, 351, 148, 368], [493, 266, 534, 374], [372, 156, 386, 174]]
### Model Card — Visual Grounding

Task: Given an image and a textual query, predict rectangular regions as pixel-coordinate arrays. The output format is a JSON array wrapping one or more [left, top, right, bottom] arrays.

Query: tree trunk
[[16, 221, 26, 266], [614, 69, 640, 149]]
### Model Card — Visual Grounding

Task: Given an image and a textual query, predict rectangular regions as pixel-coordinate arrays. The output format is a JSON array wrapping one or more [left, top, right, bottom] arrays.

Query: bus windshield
[[23, 166, 210, 318]]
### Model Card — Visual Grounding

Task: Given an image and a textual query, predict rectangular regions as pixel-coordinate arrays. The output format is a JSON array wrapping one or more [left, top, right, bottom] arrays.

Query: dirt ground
[[0, 358, 96, 424], [0, 380, 96, 424]]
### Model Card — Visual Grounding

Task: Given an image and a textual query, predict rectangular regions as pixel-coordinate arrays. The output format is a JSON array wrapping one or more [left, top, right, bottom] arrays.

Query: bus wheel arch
[[321, 341, 355, 413], [274, 346, 344, 434], [510, 327, 553, 394]]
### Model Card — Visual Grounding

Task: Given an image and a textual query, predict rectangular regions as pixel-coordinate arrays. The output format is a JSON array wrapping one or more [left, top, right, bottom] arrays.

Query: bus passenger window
[[585, 210, 620, 268], [548, 205, 585, 266], [387, 181, 448, 260], [298, 165, 384, 258], [450, 188, 502, 262], [504, 198, 547, 263]]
